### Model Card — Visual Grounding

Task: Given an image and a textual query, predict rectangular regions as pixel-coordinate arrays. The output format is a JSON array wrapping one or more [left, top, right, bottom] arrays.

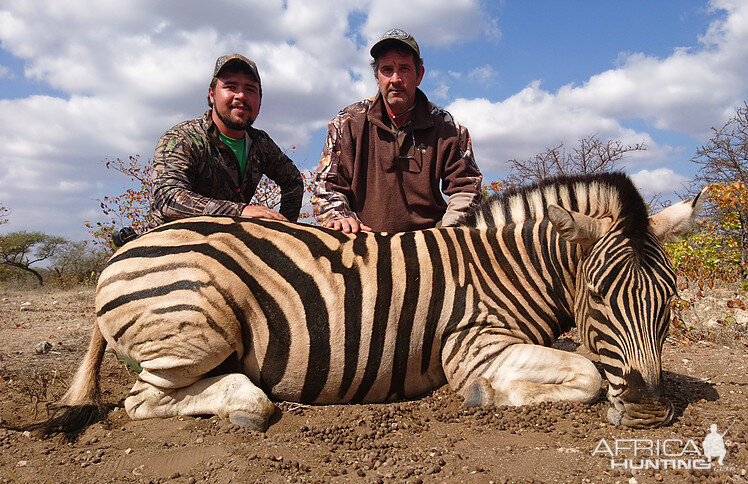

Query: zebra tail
[[37, 322, 108, 441]]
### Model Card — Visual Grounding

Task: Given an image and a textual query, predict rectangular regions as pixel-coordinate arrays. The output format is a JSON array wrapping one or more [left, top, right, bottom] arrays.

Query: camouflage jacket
[[146, 111, 303, 230], [312, 90, 482, 232]]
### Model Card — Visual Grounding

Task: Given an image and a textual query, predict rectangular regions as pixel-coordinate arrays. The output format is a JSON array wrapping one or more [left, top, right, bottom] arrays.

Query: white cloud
[[361, 0, 487, 47], [430, 82, 451, 102], [557, 1, 748, 139], [0, 1, 490, 240], [1, 0, 746, 242], [467, 65, 496, 85], [425, 70, 452, 101], [448, 0, 748, 174], [448, 82, 664, 171], [630, 168, 691, 199]]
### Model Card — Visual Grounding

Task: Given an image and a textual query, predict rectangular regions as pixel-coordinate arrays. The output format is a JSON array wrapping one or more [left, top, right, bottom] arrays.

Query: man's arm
[[150, 131, 246, 223], [440, 124, 483, 226], [312, 118, 371, 232]]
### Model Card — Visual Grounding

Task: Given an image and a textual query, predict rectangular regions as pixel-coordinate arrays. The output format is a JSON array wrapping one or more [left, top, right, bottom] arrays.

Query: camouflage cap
[[213, 54, 261, 85], [370, 28, 420, 58]]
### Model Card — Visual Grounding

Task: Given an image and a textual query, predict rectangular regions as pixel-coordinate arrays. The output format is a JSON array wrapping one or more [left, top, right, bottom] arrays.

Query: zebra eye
[[589, 290, 604, 304]]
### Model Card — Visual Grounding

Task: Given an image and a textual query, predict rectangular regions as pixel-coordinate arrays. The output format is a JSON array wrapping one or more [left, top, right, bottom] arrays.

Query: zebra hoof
[[462, 377, 495, 408], [229, 412, 269, 431]]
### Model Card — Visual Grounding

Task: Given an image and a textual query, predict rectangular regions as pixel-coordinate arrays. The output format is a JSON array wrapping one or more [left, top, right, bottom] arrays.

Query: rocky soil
[[0, 287, 746, 483]]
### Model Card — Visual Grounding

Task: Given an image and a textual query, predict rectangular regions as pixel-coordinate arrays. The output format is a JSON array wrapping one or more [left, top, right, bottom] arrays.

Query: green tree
[[690, 102, 748, 279], [0, 231, 67, 286], [667, 181, 747, 283], [50, 240, 109, 286]]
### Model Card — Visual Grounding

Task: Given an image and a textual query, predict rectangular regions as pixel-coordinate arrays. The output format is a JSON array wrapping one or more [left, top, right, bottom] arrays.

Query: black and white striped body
[[98, 217, 578, 402], [54, 173, 703, 433]]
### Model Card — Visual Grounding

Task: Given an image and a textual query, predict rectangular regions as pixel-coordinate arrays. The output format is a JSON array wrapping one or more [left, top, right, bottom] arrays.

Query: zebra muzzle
[[607, 398, 673, 428]]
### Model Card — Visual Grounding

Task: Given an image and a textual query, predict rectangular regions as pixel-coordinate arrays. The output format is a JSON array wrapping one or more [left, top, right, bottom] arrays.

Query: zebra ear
[[548, 204, 612, 250], [649, 187, 706, 244]]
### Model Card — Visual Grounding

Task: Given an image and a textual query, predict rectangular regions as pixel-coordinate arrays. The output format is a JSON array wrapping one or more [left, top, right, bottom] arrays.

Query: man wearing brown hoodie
[[312, 29, 483, 233]]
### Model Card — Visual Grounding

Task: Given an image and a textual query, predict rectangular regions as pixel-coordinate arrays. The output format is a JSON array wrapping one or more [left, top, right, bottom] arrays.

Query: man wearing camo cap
[[312, 28, 483, 233], [145, 54, 303, 230]]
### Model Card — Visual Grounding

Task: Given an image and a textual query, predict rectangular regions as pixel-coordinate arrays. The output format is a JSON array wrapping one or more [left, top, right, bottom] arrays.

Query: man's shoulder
[[162, 112, 211, 138], [334, 97, 377, 121], [156, 112, 212, 154], [425, 100, 460, 128], [247, 125, 273, 142], [247, 126, 289, 160]]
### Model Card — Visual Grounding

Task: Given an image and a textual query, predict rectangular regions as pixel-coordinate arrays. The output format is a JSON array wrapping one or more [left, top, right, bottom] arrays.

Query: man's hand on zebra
[[324, 216, 372, 233], [241, 205, 288, 221]]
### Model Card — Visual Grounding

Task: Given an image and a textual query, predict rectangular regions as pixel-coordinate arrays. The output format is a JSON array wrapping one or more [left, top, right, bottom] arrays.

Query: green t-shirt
[[219, 132, 248, 179]]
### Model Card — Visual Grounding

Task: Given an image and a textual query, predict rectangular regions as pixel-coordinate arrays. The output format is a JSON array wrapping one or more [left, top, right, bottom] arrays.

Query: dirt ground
[[0, 286, 746, 484]]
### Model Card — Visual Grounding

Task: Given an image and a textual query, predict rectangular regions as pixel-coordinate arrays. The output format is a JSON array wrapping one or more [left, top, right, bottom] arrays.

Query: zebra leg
[[124, 373, 275, 431], [450, 343, 602, 407]]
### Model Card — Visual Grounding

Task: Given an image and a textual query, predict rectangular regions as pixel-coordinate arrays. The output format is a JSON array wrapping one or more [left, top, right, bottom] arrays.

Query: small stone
[[125, 448, 133, 454], [35, 341, 52, 354], [17, 461, 28, 467]]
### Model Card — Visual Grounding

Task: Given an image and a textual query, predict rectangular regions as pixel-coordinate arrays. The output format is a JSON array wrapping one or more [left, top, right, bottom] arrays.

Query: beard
[[382, 87, 414, 115], [216, 104, 254, 131]]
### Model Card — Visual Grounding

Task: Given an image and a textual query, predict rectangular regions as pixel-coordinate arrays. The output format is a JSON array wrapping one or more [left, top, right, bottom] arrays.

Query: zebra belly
[[96, 218, 458, 403], [241, 306, 449, 404]]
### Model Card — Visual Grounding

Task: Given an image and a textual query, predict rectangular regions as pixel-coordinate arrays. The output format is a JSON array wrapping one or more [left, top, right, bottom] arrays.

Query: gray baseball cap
[[213, 54, 261, 85], [370, 28, 420, 58]]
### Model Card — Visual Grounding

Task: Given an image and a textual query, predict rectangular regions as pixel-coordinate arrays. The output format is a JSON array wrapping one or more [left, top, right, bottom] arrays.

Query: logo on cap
[[382, 28, 410, 40], [370, 28, 420, 58]]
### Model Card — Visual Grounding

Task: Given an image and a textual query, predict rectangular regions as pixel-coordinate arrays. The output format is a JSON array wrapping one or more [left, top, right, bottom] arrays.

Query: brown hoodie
[[313, 89, 483, 232]]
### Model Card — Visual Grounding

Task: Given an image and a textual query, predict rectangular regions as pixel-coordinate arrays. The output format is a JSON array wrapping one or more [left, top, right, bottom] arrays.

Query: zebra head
[[548, 189, 705, 428]]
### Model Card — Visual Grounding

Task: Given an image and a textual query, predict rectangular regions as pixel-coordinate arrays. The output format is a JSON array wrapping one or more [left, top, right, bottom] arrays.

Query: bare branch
[[507, 134, 647, 184]]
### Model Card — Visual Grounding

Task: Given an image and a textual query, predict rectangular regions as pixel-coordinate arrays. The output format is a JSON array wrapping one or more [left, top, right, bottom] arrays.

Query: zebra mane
[[459, 172, 650, 243]]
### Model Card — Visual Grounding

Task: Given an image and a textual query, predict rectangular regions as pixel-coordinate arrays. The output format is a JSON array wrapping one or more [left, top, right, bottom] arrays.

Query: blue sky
[[1, 0, 746, 241]]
